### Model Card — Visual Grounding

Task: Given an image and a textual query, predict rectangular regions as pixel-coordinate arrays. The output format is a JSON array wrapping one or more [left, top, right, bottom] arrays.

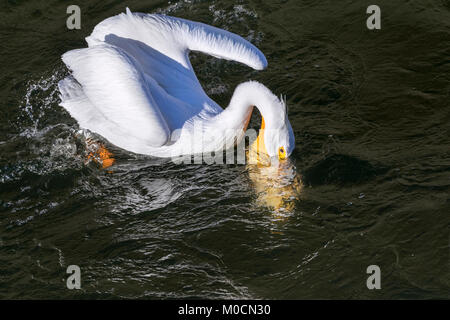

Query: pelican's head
[[264, 99, 295, 160], [248, 91, 295, 164], [250, 84, 295, 160]]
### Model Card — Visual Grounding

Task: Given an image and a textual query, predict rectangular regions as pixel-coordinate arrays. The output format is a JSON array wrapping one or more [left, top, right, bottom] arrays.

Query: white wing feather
[[86, 8, 268, 71], [62, 44, 170, 147]]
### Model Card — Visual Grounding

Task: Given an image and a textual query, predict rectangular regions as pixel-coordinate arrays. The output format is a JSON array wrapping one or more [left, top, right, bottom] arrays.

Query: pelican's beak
[[248, 117, 271, 165]]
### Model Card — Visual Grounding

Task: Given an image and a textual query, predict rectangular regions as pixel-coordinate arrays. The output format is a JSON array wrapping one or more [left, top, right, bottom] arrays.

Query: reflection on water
[[247, 157, 302, 219]]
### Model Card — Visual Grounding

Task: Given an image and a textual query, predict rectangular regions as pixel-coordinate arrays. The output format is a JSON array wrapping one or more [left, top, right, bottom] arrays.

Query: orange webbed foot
[[85, 139, 115, 169]]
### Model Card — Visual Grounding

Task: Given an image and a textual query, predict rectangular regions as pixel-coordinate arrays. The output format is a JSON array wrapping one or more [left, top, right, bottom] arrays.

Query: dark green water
[[1, 0, 449, 299]]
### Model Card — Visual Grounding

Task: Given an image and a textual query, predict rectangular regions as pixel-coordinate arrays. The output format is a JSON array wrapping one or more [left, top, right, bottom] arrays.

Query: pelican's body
[[59, 8, 294, 161]]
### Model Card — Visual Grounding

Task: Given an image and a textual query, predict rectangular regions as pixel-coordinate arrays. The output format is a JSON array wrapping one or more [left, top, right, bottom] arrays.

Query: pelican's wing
[[60, 44, 172, 148], [85, 9, 268, 98], [59, 9, 268, 154]]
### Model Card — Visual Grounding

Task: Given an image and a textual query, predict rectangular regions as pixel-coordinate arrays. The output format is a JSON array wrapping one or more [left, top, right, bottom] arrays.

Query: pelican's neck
[[215, 81, 280, 131], [208, 81, 282, 164]]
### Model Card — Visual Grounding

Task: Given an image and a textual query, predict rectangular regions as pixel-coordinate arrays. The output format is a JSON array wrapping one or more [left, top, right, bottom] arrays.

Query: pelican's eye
[[278, 146, 286, 160]]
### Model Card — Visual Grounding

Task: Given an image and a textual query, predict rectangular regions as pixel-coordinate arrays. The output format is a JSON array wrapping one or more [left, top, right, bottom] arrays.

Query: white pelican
[[58, 8, 295, 164]]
